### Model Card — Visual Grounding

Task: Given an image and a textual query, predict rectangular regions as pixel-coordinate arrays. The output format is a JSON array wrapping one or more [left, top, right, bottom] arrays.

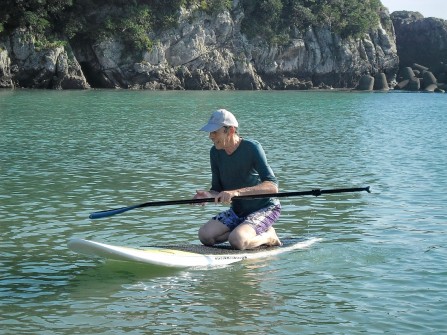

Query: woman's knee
[[198, 220, 229, 246], [228, 224, 256, 250], [198, 225, 214, 246], [228, 234, 246, 250]]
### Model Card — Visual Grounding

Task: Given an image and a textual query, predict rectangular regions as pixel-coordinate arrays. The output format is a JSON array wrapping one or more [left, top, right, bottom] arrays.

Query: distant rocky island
[[0, 1, 446, 92]]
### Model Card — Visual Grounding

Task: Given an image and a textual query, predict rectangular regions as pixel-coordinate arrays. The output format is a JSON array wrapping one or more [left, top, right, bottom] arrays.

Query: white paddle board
[[68, 237, 321, 268]]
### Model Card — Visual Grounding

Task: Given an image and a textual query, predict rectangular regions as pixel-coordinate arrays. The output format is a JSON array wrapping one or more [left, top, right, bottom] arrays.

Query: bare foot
[[264, 227, 282, 247]]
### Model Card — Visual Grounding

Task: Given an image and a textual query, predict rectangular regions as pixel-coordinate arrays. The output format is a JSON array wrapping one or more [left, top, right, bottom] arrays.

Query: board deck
[[68, 237, 321, 268]]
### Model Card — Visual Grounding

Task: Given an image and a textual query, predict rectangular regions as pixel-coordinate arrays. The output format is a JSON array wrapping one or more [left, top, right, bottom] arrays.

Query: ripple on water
[[1, 91, 446, 335]]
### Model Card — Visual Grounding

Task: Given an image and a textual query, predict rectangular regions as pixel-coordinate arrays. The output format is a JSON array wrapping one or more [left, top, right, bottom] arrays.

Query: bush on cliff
[[0, 0, 384, 51], [241, 0, 383, 42], [0, 0, 182, 52]]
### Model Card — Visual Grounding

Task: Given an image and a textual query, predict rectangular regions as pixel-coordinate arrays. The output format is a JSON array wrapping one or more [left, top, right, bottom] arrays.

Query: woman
[[194, 109, 282, 250]]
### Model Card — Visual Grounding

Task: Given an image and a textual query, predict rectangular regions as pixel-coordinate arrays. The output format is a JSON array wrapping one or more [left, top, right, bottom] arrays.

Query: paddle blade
[[89, 205, 139, 219]]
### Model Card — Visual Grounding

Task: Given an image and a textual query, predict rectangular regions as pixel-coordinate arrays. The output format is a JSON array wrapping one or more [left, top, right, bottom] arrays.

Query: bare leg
[[228, 224, 281, 250], [198, 219, 230, 246]]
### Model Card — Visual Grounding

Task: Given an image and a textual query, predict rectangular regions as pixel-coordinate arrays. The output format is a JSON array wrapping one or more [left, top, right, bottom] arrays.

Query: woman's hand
[[216, 190, 240, 204], [193, 190, 214, 206], [194, 189, 240, 205]]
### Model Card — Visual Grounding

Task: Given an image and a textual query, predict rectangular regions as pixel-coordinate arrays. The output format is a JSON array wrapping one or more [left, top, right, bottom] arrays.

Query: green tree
[[240, 0, 381, 43], [0, 0, 383, 52], [241, 0, 284, 41]]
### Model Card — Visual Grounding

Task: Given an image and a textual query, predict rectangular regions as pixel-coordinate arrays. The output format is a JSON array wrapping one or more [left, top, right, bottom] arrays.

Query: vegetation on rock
[[241, 0, 383, 42], [1, 0, 384, 52]]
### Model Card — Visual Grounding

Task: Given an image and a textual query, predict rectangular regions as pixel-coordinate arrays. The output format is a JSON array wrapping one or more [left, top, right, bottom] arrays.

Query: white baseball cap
[[200, 109, 239, 132]]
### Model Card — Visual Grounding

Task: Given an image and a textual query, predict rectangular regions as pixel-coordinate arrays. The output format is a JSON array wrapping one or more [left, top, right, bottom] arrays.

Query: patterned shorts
[[213, 204, 281, 235]]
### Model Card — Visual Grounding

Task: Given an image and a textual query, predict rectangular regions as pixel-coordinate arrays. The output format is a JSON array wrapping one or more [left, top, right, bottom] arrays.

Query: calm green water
[[1, 90, 446, 334]]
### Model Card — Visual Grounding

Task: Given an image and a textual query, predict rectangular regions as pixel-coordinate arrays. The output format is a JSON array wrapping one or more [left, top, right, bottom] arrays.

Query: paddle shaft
[[89, 186, 370, 219]]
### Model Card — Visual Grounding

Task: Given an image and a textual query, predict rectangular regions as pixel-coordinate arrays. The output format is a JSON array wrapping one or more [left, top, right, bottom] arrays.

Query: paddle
[[89, 186, 370, 219]]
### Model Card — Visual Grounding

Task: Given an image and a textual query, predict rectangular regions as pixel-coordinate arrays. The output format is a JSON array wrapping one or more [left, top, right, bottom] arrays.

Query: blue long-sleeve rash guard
[[209, 138, 279, 217]]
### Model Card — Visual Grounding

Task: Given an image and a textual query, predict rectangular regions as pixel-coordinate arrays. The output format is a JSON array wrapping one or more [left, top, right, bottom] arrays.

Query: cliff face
[[0, 6, 398, 90], [390, 11, 447, 92], [0, 30, 89, 89], [392, 11, 447, 70]]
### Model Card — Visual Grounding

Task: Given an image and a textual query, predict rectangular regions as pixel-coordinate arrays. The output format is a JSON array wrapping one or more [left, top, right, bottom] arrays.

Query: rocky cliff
[[0, 5, 399, 90], [390, 11, 447, 92], [0, 30, 89, 89], [392, 11, 447, 70]]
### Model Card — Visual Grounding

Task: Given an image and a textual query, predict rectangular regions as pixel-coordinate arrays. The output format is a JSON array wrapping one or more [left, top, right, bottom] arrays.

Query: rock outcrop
[[391, 11, 447, 92], [391, 11, 447, 70], [0, 5, 399, 90], [393, 64, 446, 93], [0, 29, 89, 89]]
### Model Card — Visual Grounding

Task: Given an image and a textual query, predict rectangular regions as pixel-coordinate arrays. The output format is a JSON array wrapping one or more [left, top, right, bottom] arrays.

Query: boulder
[[395, 76, 420, 91], [407, 76, 421, 91], [423, 83, 437, 92], [394, 79, 409, 90], [422, 71, 437, 89], [356, 75, 374, 91], [413, 63, 429, 72], [401, 67, 416, 80], [374, 73, 389, 91]]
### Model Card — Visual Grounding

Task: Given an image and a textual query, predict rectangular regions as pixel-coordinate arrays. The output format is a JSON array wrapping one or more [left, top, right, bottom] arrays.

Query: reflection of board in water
[[68, 237, 321, 268]]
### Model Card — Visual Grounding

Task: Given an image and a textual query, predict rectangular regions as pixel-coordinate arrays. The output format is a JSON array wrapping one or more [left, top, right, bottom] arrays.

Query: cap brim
[[199, 123, 222, 132]]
